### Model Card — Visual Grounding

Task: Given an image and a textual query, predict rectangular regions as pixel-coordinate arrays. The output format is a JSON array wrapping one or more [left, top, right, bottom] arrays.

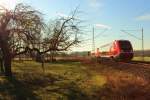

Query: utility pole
[[142, 28, 144, 61], [121, 28, 145, 61], [92, 27, 95, 52]]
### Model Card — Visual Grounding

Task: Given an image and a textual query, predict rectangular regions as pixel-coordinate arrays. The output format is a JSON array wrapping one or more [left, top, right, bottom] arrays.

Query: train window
[[118, 41, 132, 50]]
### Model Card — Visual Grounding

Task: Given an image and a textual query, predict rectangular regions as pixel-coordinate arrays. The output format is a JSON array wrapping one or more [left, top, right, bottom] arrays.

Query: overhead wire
[[121, 30, 141, 40], [80, 29, 108, 42]]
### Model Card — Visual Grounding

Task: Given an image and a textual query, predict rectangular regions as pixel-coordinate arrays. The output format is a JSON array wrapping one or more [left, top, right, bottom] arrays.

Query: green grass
[[1, 60, 150, 100], [0, 61, 106, 100], [132, 56, 150, 62]]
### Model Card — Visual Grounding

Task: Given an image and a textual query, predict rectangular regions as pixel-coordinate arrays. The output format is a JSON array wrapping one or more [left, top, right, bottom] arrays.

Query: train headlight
[[120, 50, 124, 52]]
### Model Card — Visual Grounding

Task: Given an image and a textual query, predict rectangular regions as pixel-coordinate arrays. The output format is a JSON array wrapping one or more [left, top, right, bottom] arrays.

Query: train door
[[110, 41, 119, 56]]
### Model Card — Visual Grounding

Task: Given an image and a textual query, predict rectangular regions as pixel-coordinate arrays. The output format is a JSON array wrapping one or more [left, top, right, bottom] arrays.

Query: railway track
[[130, 60, 150, 66], [96, 58, 150, 81], [58, 57, 150, 76], [118, 60, 150, 69], [95, 57, 150, 66]]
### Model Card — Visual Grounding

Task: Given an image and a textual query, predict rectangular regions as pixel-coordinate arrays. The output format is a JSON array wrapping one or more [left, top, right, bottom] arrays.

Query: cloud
[[0, 0, 23, 10], [88, 0, 103, 9], [136, 14, 150, 21], [95, 23, 111, 29], [56, 12, 69, 18]]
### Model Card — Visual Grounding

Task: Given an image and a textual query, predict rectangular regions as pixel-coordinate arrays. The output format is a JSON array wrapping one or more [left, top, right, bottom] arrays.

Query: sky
[[0, 0, 150, 51]]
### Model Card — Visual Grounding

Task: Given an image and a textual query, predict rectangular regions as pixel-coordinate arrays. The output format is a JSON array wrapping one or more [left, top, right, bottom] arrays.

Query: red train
[[91, 40, 134, 61]]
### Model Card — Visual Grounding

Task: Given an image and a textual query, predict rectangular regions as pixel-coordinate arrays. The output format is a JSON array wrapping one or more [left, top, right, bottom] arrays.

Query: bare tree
[[0, 3, 44, 76], [42, 11, 81, 61], [0, 3, 82, 76]]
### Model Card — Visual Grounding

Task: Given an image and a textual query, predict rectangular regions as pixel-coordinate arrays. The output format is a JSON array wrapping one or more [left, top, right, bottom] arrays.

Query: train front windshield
[[118, 41, 132, 51]]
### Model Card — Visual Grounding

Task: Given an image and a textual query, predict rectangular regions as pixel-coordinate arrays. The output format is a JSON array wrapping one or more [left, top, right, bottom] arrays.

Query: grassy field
[[0, 60, 150, 100], [132, 56, 150, 62], [0, 61, 106, 100]]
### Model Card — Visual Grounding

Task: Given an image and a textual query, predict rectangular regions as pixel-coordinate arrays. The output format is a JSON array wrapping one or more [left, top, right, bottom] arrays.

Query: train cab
[[111, 40, 134, 60], [93, 40, 134, 61]]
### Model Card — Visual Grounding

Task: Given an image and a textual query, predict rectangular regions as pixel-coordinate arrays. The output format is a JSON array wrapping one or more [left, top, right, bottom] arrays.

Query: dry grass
[[0, 61, 106, 100], [133, 56, 150, 62], [82, 58, 150, 100], [0, 58, 150, 100]]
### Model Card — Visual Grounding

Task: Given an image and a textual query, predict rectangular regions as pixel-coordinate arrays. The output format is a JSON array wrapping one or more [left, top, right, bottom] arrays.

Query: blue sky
[[1, 0, 150, 51]]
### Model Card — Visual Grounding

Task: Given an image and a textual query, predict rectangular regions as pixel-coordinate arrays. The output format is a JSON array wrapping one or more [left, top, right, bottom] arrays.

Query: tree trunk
[[4, 54, 12, 76], [50, 51, 56, 62], [1, 44, 12, 76], [0, 59, 4, 73], [0, 38, 12, 77]]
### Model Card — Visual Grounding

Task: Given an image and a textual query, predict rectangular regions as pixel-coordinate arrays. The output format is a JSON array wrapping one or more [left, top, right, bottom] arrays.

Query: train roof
[[99, 40, 131, 48], [114, 40, 131, 42]]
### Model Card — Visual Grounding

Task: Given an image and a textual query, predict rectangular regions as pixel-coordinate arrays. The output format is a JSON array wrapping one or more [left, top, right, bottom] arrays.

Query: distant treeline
[[14, 50, 150, 58], [67, 51, 90, 57], [134, 50, 150, 57], [66, 50, 150, 57]]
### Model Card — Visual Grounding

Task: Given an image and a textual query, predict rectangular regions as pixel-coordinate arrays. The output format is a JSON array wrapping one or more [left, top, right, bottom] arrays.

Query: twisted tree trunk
[[0, 40, 12, 77], [3, 53, 12, 76], [0, 58, 4, 73]]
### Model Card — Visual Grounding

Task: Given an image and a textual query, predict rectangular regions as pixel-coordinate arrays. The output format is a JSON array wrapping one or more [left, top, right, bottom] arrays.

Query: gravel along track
[[129, 60, 150, 66], [99, 59, 150, 81]]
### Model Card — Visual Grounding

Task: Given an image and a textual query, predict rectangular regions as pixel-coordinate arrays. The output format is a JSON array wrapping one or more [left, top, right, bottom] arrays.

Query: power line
[[142, 28, 144, 61], [99, 42, 112, 48], [92, 27, 95, 52], [121, 30, 141, 40], [94, 29, 108, 39], [121, 28, 144, 61], [81, 29, 108, 42]]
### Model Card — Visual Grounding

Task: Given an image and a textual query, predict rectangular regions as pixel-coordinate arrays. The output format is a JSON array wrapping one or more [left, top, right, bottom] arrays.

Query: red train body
[[91, 40, 134, 61]]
